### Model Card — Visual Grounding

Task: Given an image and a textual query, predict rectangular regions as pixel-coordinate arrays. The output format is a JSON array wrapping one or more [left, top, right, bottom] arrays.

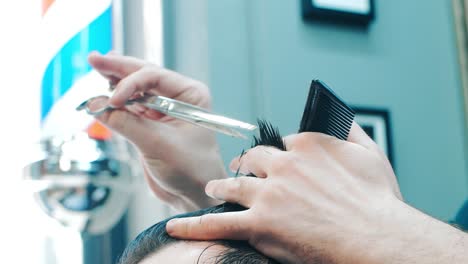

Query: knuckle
[[198, 215, 209, 229], [224, 178, 241, 194], [270, 152, 298, 173], [212, 178, 243, 202], [250, 145, 271, 158], [287, 132, 311, 146], [179, 219, 191, 236], [199, 214, 234, 238], [289, 132, 328, 150], [140, 64, 157, 75], [140, 66, 161, 87], [184, 80, 208, 93], [184, 80, 212, 107], [246, 214, 268, 245], [229, 178, 247, 198], [189, 215, 211, 236], [223, 217, 243, 234], [115, 63, 127, 76], [258, 181, 286, 203]]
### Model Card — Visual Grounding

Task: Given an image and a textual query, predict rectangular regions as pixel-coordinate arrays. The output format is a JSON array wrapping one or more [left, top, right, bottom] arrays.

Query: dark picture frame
[[352, 107, 394, 165], [302, 0, 375, 26], [453, 0, 468, 141]]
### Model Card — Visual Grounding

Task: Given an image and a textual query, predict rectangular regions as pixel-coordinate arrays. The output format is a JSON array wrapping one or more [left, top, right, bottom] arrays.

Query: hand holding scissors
[[85, 52, 241, 212]]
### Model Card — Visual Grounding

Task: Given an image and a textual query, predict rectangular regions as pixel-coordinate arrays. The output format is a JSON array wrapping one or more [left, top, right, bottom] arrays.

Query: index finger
[[88, 51, 145, 79], [166, 211, 251, 240], [229, 146, 282, 177]]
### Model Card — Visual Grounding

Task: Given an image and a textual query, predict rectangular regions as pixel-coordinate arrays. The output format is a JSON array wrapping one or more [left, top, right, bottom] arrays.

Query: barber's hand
[[166, 123, 404, 263], [88, 52, 227, 212]]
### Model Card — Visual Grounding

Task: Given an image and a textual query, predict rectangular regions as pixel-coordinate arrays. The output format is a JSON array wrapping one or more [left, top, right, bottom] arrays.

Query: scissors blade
[[142, 96, 257, 139], [77, 95, 257, 139]]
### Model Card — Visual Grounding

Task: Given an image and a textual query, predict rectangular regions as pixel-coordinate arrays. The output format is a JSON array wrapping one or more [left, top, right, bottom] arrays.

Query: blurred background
[[0, 0, 467, 263]]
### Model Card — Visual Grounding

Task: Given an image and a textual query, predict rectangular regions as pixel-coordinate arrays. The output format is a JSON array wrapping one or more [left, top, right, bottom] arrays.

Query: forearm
[[345, 198, 468, 264]]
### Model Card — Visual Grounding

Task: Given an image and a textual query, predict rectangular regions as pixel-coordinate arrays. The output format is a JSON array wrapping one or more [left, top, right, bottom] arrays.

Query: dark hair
[[118, 120, 285, 264], [117, 203, 278, 264]]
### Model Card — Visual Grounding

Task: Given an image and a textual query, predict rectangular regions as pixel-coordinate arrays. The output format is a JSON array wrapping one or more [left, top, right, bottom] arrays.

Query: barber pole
[[40, 0, 113, 139], [23, 1, 133, 263]]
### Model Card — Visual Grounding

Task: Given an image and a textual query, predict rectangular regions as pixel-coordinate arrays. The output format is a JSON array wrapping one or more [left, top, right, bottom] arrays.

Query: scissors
[[76, 95, 257, 139]]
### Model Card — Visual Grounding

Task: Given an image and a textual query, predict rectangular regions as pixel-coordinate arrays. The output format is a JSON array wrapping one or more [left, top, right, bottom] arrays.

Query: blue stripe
[[41, 7, 112, 121]]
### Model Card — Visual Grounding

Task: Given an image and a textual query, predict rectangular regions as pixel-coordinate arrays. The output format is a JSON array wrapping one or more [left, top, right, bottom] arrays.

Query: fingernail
[[205, 181, 216, 198], [166, 219, 178, 234], [88, 50, 101, 57], [229, 160, 238, 173]]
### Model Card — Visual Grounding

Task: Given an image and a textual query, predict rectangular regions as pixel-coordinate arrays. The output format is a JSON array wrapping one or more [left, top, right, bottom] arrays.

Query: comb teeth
[[299, 80, 355, 140]]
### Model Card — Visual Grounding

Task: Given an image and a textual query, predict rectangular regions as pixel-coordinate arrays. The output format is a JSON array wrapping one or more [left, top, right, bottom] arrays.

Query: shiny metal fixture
[[23, 133, 136, 235]]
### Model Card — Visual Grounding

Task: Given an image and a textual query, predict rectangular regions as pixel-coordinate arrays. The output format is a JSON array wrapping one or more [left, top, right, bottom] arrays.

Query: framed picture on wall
[[302, 0, 375, 26], [453, 0, 468, 136], [352, 107, 394, 165]]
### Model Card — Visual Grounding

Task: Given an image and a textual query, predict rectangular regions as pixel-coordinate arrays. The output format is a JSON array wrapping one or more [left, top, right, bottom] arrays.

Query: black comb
[[298, 80, 355, 140]]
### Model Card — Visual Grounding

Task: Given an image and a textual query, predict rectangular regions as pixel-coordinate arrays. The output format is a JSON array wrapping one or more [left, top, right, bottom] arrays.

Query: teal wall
[[163, 0, 468, 221]]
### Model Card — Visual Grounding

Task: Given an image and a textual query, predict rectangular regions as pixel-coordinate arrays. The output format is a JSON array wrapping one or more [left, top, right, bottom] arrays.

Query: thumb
[[88, 51, 144, 79], [89, 96, 171, 153]]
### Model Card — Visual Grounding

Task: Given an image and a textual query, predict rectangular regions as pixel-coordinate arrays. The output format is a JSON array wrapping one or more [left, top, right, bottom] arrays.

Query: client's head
[[119, 120, 285, 264], [117, 203, 278, 264]]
